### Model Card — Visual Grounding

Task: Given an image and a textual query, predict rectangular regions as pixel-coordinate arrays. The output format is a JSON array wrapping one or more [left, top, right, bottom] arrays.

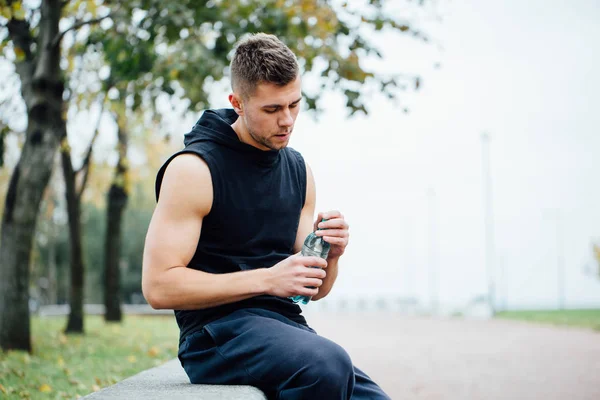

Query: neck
[[231, 118, 271, 151]]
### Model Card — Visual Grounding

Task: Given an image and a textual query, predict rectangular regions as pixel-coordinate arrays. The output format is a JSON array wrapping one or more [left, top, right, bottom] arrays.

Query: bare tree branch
[[76, 94, 105, 201], [51, 13, 113, 49]]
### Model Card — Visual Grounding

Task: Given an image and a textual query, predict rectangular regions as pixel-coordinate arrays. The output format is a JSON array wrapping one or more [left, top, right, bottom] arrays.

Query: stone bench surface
[[82, 358, 267, 400]]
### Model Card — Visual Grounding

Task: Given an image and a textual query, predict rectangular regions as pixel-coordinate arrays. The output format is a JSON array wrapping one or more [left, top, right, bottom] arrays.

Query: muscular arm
[[142, 154, 326, 310], [293, 162, 339, 301], [142, 154, 269, 310]]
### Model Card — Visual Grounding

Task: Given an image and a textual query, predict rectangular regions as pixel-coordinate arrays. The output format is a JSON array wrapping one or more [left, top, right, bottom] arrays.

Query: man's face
[[238, 75, 302, 151]]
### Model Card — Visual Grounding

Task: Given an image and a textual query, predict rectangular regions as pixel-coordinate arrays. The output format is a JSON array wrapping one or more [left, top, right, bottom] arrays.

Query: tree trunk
[[48, 226, 58, 306], [0, 0, 64, 352], [62, 147, 85, 333], [104, 124, 129, 322], [47, 176, 58, 305]]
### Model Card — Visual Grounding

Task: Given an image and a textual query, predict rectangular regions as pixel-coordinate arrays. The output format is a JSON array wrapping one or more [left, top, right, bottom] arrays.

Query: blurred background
[[1, 0, 600, 398]]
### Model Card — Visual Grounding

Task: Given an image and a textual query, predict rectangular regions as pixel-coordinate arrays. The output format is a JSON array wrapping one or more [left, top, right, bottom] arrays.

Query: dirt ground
[[304, 312, 600, 400]]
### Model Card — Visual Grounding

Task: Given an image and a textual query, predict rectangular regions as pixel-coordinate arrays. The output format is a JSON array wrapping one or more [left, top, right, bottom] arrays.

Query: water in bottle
[[290, 220, 331, 305]]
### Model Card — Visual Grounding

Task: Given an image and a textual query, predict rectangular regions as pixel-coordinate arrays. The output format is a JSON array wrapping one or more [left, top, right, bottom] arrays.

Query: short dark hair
[[230, 33, 299, 99]]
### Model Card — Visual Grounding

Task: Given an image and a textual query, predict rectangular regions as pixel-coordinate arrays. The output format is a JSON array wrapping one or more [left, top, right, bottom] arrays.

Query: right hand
[[264, 253, 327, 298]]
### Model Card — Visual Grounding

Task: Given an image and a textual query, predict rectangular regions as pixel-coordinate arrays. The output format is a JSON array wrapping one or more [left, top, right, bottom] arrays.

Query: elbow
[[142, 277, 170, 310], [145, 292, 168, 310]]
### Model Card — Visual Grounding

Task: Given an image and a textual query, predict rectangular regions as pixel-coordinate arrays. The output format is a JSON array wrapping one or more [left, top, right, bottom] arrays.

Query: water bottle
[[290, 220, 331, 305]]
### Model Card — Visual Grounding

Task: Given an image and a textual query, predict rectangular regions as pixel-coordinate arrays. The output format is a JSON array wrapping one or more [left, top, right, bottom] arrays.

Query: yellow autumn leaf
[[39, 384, 52, 393], [57, 356, 65, 367], [147, 346, 159, 357], [593, 244, 600, 262], [67, 55, 75, 72], [0, 6, 12, 19], [127, 355, 136, 363], [12, 368, 24, 378], [94, 377, 102, 385], [0, 384, 7, 394], [12, 2, 25, 20], [14, 46, 25, 61], [87, 0, 97, 16], [117, 50, 127, 62]]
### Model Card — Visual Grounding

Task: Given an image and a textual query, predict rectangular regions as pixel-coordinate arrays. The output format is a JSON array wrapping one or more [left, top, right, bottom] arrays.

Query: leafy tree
[[0, 0, 69, 351]]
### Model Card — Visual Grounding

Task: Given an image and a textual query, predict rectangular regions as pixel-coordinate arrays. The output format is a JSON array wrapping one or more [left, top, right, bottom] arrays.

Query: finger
[[304, 278, 323, 288], [322, 236, 347, 246], [314, 212, 325, 231], [299, 256, 328, 268], [306, 268, 327, 279], [297, 287, 319, 297], [317, 219, 348, 230], [321, 210, 342, 221], [315, 229, 349, 238]]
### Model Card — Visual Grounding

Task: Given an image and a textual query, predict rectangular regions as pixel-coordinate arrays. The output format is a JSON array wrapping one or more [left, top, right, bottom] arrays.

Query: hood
[[183, 108, 280, 166]]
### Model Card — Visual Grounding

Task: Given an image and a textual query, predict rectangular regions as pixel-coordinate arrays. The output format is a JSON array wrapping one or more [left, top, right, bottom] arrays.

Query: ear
[[229, 93, 245, 116]]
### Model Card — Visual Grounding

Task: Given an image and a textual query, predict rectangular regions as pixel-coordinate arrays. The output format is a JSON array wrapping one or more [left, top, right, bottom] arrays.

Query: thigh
[[206, 309, 349, 377], [184, 309, 353, 396]]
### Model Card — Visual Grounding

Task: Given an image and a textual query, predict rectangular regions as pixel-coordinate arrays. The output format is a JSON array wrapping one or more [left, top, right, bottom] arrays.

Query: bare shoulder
[[159, 153, 213, 216]]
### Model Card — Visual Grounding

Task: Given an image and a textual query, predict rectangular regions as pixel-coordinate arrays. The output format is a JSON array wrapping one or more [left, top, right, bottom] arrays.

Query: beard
[[247, 125, 292, 151]]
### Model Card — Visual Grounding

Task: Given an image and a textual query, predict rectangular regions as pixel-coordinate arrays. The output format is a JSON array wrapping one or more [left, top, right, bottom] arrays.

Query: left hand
[[314, 210, 349, 259]]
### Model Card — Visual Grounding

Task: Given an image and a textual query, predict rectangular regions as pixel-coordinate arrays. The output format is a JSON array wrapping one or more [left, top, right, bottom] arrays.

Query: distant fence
[[35, 296, 494, 319], [36, 304, 173, 317]]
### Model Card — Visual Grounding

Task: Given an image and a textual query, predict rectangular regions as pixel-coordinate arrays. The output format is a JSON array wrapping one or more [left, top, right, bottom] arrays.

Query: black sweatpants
[[178, 308, 390, 400]]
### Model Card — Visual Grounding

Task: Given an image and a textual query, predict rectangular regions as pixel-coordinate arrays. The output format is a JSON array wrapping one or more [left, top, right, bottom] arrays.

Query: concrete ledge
[[82, 358, 267, 400]]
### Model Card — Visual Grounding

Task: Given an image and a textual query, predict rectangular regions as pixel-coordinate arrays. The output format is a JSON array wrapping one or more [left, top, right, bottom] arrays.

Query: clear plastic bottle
[[290, 220, 331, 305]]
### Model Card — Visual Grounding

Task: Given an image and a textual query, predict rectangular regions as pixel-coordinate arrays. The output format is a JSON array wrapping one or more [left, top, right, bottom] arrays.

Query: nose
[[279, 108, 294, 128]]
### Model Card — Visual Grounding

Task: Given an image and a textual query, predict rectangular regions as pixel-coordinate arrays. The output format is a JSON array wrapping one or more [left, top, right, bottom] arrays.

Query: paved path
[[303, 312, 600, 400]]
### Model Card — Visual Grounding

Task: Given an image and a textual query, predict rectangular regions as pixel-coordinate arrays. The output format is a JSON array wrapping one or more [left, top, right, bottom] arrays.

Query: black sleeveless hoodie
[[155, 109, 308, 343]]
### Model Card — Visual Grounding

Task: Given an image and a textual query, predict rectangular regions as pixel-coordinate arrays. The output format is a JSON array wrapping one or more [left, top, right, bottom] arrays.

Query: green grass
[[0, 315, 179, 399], [496, 309, 600, 331]]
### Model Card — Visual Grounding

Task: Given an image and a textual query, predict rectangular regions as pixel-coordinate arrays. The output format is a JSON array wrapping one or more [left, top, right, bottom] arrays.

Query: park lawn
[[0, 315, 179, 399], [496, 309, 600, 331]]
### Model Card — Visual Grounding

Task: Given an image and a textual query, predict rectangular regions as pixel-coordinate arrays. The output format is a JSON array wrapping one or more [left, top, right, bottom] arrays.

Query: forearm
[[143, 266, 269, 310], [312, 256, 339, 301]]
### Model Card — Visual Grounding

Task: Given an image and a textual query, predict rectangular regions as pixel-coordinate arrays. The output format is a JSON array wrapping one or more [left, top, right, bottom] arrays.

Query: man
[[142, 33, 390, 399]]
